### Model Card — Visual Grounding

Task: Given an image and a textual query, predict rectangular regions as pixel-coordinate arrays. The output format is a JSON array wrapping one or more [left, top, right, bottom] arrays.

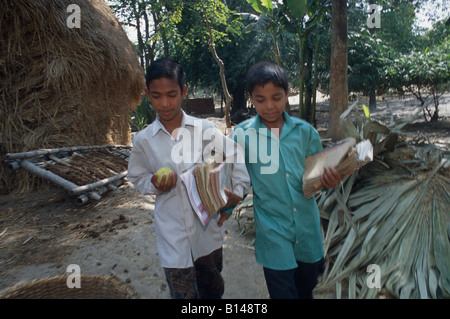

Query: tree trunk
[[304, 45, 313, 123], [271, 31, 291, 115], [369, 89, 377, 110], [231, 84, 246, 114], [328, 0, 348, 141], [298, 36, 306, 119], [310, 30, 320, 127], [142, 5, 151, 68], [200, 0, 232, 128], [368, 0, 377, 111], [135, 14, 145, 69]]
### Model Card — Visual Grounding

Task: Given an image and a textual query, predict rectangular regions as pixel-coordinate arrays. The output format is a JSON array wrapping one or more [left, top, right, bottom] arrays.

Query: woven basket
[[0, 275, 139, 299]]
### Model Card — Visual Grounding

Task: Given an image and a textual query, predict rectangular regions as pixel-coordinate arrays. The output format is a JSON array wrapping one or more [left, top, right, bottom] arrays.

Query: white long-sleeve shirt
[[127, 111, 250, 268]]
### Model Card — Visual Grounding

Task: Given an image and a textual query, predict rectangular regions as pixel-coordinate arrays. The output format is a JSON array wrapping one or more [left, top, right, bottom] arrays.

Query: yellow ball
[[156, 167, 173, 185]]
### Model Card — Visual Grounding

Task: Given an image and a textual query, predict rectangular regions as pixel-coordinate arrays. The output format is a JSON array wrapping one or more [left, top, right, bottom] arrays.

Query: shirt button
[[286, 173, 290, 178], [296, 240, 299, 244], [293, 207, 297, 212]]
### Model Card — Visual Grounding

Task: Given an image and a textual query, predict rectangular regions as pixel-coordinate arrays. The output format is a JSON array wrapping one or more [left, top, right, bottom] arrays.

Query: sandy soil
[[0, 93, 448, 299], [0, 183, 268, 298]]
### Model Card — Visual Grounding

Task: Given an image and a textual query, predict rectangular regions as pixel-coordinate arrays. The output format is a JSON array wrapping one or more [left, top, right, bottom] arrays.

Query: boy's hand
[[217, 188, 242, 227], [223, 188, 242, 207], [151, 172, 177, 192], [321, 167, 342, 189], [217, 212, 230, 228]]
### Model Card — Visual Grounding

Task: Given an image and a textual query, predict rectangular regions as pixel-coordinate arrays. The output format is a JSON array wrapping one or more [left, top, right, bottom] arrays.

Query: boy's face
[[145, 77, 187, 124], [250, 82, 288, 128]]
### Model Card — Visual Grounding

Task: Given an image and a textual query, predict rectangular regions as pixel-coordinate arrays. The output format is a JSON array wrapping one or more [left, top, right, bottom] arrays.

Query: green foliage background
[[111, 0, 449, 125]]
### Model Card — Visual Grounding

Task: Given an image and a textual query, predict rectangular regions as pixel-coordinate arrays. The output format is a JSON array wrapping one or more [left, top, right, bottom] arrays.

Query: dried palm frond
[[234, 192, 255, 237], [316, 101, 450, 299]]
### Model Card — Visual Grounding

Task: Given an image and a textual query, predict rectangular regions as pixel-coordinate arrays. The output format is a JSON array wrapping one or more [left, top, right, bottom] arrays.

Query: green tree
[[386, 37, 449, 122], [172, 0, 245, 126], [241, 0, 294, 115], [198, 0, 242, 128], [347, 30, 389, 109], [244, 0, 331, 123], [110, 0, 183, 69]]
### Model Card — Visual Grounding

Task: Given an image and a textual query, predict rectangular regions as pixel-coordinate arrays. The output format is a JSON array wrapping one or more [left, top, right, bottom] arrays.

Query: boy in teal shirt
[[233, 61, 342, 299]]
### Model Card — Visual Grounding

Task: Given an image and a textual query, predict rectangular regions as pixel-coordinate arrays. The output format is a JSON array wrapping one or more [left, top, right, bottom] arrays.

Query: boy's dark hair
[[145, 57, 186, 91], [246, 61, 289, 95]]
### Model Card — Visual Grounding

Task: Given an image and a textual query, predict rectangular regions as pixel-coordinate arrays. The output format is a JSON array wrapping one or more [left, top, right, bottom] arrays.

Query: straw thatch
[[0, 274, 139, 299], [0, 0, 146, 194]]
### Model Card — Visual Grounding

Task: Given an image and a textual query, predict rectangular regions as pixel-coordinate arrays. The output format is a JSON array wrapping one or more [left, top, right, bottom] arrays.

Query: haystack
[[0, 0, 146, 194]]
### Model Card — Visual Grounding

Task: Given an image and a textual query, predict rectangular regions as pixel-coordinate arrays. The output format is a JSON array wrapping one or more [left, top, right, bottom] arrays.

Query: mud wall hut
[[0, 0, 146, 193]]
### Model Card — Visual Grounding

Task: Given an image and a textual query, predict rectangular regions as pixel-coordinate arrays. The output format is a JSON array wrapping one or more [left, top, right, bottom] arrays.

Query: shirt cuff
[[144, 177, 163, 196], [231, 185, 244, 199]]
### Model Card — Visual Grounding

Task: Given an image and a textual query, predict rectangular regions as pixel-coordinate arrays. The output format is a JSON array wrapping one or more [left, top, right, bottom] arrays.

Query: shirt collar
[[253, 111, 295, 140], [280, 111, 296, 140], [151, 117, 164, 137], [151, 110, 196, 138], [182, 111, 197, 127]]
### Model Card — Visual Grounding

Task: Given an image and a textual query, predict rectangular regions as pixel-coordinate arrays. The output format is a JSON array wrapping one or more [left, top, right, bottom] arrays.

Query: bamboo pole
[[75, 179, 124, 206], [20, 160, 80, 192], [76, 194, 90, 205], [8, 147, 129, 205], [49, 155, 72, 166], [6, 145, 131, 161], [19, 161, 127, 202], [6, 161, 21, 171], [69, 171, 128, 196]]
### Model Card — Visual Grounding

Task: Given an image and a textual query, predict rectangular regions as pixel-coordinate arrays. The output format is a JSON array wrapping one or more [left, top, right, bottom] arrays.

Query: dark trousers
[[263, 258, 325, 299], [164, 248, 224, 299]]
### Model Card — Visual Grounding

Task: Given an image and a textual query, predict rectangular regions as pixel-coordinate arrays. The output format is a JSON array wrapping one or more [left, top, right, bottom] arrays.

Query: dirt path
[[0, 183, 268, 298], [1, 93, 448, 299]]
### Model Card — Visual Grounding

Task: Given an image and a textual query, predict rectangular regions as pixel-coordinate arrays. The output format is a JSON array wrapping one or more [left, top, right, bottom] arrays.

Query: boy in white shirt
[[127, 57, 250, 299]]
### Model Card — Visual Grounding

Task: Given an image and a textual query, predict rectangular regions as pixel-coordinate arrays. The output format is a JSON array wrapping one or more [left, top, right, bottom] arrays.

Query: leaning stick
[[6, 145, 131, 161]]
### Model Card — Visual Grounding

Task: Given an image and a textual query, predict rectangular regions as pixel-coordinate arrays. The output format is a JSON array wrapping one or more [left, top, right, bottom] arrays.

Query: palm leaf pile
[[316, 101, 450, 298]]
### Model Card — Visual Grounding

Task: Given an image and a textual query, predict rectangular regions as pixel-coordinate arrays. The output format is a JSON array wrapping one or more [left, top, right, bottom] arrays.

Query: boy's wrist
[[221, 205, 236, 216]]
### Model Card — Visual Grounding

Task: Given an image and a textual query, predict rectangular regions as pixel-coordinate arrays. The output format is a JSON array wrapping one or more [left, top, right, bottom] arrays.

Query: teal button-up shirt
[[233, 112, 324, 270]]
